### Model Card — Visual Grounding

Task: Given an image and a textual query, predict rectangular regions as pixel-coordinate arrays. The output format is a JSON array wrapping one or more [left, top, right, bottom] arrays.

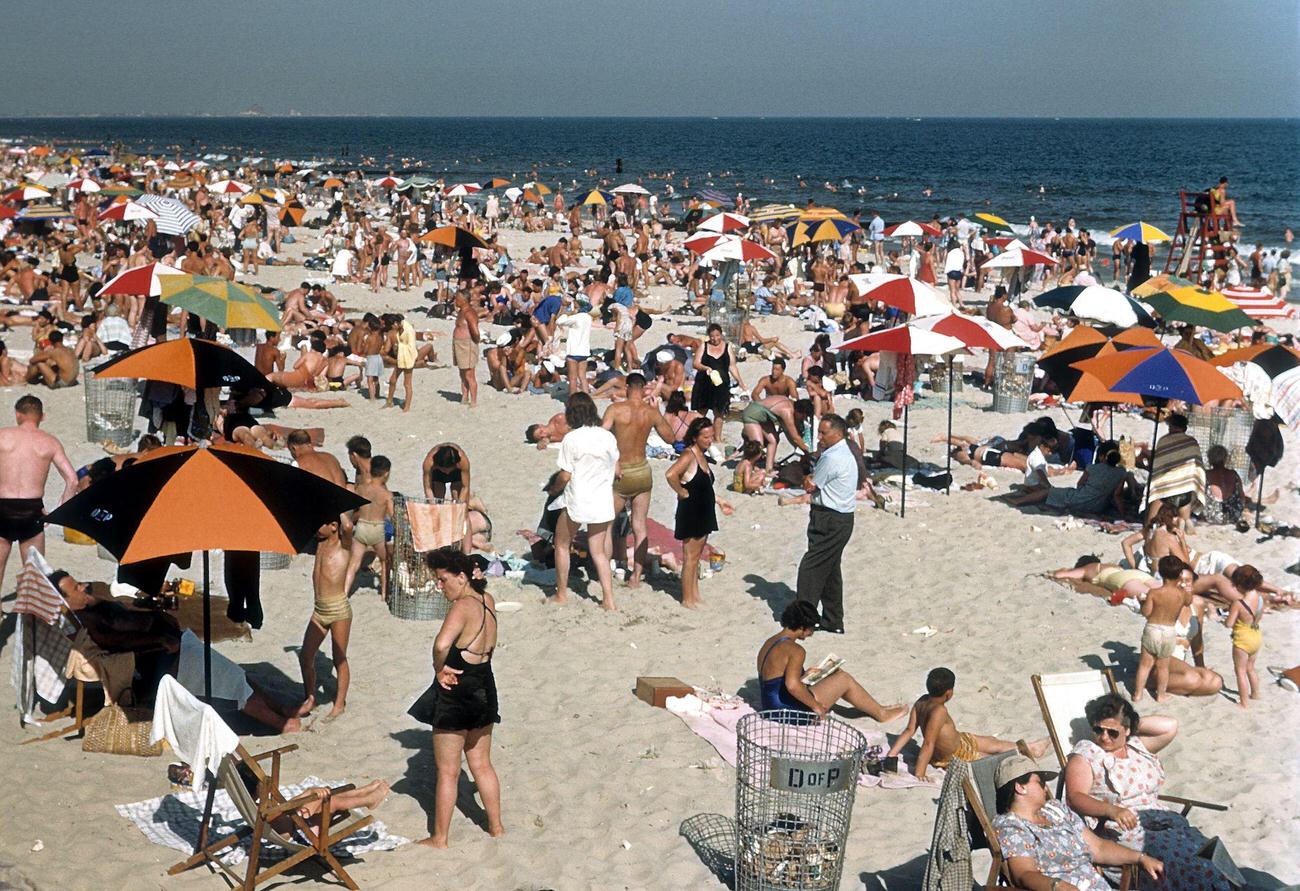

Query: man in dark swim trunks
[[0, 395, 78, 594]]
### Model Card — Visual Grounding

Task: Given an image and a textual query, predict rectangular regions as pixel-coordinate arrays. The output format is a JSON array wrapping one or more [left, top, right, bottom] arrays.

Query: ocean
[[3, 116, 1297, 251]]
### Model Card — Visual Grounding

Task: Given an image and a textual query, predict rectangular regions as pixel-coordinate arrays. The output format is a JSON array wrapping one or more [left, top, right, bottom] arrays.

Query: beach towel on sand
[[1147, 431, 1205, 507], [665, 694, 939, 790]]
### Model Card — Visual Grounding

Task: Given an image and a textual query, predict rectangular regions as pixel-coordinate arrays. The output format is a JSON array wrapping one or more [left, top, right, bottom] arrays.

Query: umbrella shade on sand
[[160, 275, 281, 331], [1141, 287, 1254, 332], [419, 225, 490, 250], [46, 444, 366, 700], [92, 337, 272, 392], [1109, 221, 1171, 244]]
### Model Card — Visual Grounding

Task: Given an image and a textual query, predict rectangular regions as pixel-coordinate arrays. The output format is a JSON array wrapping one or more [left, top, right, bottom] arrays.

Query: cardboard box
[[635, 676, 693, 708]]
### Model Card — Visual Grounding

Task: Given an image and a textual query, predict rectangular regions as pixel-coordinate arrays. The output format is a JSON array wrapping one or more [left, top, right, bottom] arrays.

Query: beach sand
[[1, 224, 1297, 890]]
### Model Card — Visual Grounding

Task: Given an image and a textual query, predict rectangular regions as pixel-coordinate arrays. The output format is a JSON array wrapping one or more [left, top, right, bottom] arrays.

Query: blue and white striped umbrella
[[136, 194, 200, 235]]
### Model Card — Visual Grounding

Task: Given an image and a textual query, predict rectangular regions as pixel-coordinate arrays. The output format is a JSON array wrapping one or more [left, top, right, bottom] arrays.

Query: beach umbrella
[[322, 177, 345, 189], [257, 188, 288, 204], [136, 195, 201, 235], [612, 183, 650, 195], [1072, 346, 1242, 508], [912, 313, 1029, 492], [0, 206, 15, 220], [522, 181, 552, 196], [3, 184, 51, 201], [749, 203, 800, 223], [97, 200, 159, 224], [1128, 273, 1196, 297], [98, 184, 143, 198], [278, 202, 306, 226], [372, 175, 402, 189], [66, 177, 101, 193], [1272, 366, 1300, 428], [883, 220, 941, 239], [91, 337, 273, 392], [418, 225, 490, 250], [46, 443, 365, 700], [160, 275, 282, 332], [982, 247, 1056, 269], [697, 212, 750, 234], [789, 217, 860, 247], [443, 182, 482, 198], [1064, 343, 1147, 428], [165, 173, 202, 190], [696, 188, 731, 206], [519, 189, 545, 205], [1037, 325, 1160, 395], [99, 262, 185, 297], [237, 192, 265, 206], [1208, 343, 1300, 381], [835, 325, 965, 518], [575, 189, 613, 206], [16, 205, 72, 221], [1220, 286, 1295, 321], [208, 179, 252, 195], [1140, 287, 1254, 332], [848, 274, 951, 318], [697, 236, 777, 263], [483, 177, 512, 189], [975, 213, 1014, 234], [1109, 222, 1171, 244], [1035, 285, 1155, 328]]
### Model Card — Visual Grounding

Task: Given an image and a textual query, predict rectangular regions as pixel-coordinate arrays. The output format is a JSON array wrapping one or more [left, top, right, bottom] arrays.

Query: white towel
[[175, 630, 254, 709], [150, 675, 240, 787]]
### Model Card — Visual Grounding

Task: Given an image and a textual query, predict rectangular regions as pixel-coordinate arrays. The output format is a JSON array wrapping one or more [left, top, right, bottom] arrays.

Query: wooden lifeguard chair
[[1163, 189, 1235, 277]]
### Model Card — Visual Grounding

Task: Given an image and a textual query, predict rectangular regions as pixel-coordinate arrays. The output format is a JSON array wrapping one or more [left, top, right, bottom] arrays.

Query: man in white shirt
[[794, 414, 858, 634], [943, 240, 966, 307], [554, 300, 594, 395], [869, 211, 886, 265]]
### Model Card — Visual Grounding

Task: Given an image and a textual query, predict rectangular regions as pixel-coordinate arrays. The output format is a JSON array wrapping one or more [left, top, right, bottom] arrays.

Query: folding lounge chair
[[169, 744, 374, 890], [959, 752, 1028, 889], [1030, 669, 1228, 818], [20, 675, 97, 744]]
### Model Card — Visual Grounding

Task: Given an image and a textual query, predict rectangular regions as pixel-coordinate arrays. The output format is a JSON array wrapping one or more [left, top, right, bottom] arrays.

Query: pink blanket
[[664, 694, 941, 789]]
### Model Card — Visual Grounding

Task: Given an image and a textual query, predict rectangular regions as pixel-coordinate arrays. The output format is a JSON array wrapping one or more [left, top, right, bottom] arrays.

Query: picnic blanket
[[665, 693, 940, 789], [116, 778, 408, 866]]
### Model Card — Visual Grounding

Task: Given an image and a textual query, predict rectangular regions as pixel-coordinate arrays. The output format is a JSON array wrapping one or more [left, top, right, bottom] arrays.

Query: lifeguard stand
[[1163, 189, 1235, 278]]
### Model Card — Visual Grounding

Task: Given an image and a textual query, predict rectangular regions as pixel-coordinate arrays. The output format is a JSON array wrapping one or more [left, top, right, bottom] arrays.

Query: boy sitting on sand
[[887, 667, 1049, 781], [1132, 556, 1193, 703]]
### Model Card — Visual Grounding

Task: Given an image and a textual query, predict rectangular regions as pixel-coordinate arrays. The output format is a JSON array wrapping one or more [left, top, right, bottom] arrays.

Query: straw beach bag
[[81, 704, 164, 757]]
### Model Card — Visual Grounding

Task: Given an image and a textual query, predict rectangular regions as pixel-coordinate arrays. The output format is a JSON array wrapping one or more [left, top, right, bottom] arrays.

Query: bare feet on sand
[[418, 836, 449, 849], [324, 703, 346, 721], [545, 592, 568, 606]]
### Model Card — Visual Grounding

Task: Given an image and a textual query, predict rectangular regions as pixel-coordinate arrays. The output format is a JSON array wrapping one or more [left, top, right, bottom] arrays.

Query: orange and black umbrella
[[483, 177, 511, 188], [1209, 343, 1300, 381], [91, 337, 272, 392], [279, 202, 306, 226], [47, 443, 366, 699], [418, 225, 489, 250], [1037, 325, 1158, 395]]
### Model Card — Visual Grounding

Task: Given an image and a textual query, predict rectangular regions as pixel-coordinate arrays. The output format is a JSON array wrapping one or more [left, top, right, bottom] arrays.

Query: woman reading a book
[[757, 601, 907, 722]]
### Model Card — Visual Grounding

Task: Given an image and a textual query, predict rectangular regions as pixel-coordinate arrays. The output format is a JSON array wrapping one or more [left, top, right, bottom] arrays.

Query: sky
[[2, 0, 1298, 117]]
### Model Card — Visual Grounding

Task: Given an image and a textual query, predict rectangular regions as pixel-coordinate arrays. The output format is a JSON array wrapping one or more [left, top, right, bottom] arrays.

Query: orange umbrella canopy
[[1065, 343, 1143, 405], [1072, 347, 1242, 405], [90, 337, 270, 392], [418, 225, 490, 249]]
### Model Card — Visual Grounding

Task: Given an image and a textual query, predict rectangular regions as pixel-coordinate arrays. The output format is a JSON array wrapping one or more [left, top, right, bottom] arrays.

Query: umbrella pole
[[1255, 467, 1266, 531], [901, 402, 910, 520], [1142, 409, 1161, 515], [202, 550, 211, 703], [945, 358, 954, 495]]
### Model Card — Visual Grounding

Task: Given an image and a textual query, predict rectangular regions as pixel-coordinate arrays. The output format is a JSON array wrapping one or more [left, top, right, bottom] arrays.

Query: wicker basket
[[81, 704, 164, 757], [259, 551, 292, 571]]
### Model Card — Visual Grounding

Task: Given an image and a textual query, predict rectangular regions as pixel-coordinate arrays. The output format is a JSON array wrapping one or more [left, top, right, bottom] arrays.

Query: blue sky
[[3, 0, 1297, 117]]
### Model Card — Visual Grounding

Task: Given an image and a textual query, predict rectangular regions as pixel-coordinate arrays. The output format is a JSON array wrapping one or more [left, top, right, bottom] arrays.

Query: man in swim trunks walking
[[602, 373, 675, 587], [299, 519, 353, 720], [0, 396, 78, 595]]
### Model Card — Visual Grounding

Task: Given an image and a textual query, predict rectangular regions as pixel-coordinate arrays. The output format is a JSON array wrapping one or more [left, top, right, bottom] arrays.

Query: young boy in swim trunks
[[1133, 556, 1193, 704], [299, 519, 353, 720], [887, 667, 1049, 781], [345, 455, 394, 602]]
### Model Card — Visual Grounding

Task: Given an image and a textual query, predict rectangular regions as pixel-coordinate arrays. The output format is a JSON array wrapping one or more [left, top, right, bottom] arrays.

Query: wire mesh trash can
[[387, 494, 458, 622], [707, 302, 749, 347], [259, 551, 291, 571], [1187, 406, 1253, 485], [992, 351, 1034, 414], [735, 710, 868, 891], [84, 366, 138, 446], [928, 357, 964, 394]]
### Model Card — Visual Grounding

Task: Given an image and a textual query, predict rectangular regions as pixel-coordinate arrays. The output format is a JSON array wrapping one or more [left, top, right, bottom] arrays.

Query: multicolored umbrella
[[97, 200, 158, 223], [98, 184, 143, 198], [847, 274, 950, 317], [278, 202, 306, 226], [982, 247, 1056, 269], [696, 236, 777, 263], [788, 217, 860, 246], [16, 205, 72, 221], [798, 206, 848, 221], [522, 181, 552, 196], [418, 225, 490, 250], [160, 275, 282, 331], [1109, 221, 1171, 244], [1209, 343, 1300, 380], [1064, 343, 1145, 406], [443, 182, 482, 198], [372, 175, 402, 189], [99, 262, 185, 297], [696, 188, 731, 206], [974, 212, 1014, 234], [1071, 346, 1241, 406], [1035, 285, 1155, 328], [1130, 273, 1197, 297], [575, 189, 613, 206], [1221, 286, 1295, 320], [697, 212, 750, 234], [748, 203, 800, 223], [483, 177, 512, 189], [208, 179, 252, 195], [1141, 286, 1254, 332], [66, 177, 101, 193], [91, 337, 272, 392], [3, 184, 51, 201]]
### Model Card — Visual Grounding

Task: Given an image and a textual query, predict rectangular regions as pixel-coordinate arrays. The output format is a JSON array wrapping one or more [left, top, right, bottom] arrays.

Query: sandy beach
[[1, 221, 1298, 891]]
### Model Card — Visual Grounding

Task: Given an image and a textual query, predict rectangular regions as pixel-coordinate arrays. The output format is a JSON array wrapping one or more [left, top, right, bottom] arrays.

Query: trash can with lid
[[735, 710, 868, 890]]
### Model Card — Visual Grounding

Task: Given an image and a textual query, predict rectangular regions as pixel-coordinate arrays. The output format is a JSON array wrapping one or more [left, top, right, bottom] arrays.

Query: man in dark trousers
[[794, 414, 857, 634]]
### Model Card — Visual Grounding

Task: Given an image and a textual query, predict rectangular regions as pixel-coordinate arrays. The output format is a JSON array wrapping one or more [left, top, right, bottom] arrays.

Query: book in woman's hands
[[801, 654, 845, 686]]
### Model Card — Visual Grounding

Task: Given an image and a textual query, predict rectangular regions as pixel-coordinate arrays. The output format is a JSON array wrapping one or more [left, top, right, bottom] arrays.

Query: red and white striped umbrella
[[835, 323, 965, 356], [208, 179, 252, 194], [911, 312, 1028, 351], [162, 161, 182, 172], [373, 175, 402, 189], [67, 178, 101, 193], [883, 220, 941, 238], [1221, 286, 1294, 320], [3, 183, 51, 201], [97, 200, 158, 223], [697, 212, 750, 234], [98, 262, 185, 297], [848, 273, 950, 317], [443, 182, 482, 197], [982, 247, 1057, 269], [685, 233, 776, 262]]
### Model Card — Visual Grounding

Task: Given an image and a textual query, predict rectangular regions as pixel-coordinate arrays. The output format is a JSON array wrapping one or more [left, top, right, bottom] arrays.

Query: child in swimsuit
[[1224, 565, 1265, 709]]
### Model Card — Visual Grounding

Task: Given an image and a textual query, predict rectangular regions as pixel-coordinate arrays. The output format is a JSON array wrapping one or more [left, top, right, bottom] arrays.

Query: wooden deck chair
[[21, 676, 96, 744], [168, 743, 373, 890], [1030, 669, 1228, 817], [960, 752, 1028, 889]]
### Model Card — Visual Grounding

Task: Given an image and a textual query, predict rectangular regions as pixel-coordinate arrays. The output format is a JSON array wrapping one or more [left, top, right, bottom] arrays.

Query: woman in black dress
[[691, 323, 745, 452], [666, 418, 734, 609], [409, 549, 503, 848]]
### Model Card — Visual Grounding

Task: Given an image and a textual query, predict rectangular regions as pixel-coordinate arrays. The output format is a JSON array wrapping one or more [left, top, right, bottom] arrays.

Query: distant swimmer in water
[[921, 187, 933, 197]]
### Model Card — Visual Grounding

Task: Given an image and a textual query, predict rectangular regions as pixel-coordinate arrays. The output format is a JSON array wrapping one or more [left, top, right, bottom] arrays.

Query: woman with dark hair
[[662, 389, 700, 452], [422, 441, 471, 503], [994, 754, 1162, 891], [665, 417, 733, 609], [410, 548, 503, 849], [1065, 693, 1229, 889], [550, 393, 620, 610], [691, 323, 743, 453]]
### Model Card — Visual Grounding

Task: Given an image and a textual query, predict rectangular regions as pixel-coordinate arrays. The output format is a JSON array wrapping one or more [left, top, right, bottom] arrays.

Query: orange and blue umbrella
[[1071, 346, 1241, 406]]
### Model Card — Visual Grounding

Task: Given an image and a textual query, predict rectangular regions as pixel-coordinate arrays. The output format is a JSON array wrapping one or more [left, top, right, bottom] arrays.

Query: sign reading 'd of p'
[[770, 757, 855, 794]]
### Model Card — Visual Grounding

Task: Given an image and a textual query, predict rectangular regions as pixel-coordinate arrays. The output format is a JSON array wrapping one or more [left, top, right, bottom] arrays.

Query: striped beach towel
[[1271, 366, 1300, 429], [1222, 286, 1294, 320], [14, 547, 63, 625], [1147, 432, 1206, 506]]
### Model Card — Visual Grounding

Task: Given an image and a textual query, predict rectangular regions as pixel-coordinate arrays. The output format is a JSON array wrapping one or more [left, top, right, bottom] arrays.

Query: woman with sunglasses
[[1064, 694, 1232, 889]]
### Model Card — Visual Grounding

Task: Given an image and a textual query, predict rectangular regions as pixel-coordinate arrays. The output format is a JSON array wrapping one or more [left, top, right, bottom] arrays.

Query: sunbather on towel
[[887, 667, 1050, 781]]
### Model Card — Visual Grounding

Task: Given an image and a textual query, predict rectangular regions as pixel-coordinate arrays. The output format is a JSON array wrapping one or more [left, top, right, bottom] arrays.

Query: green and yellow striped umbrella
[[160, 275, 281, 332], [1140, 286, 1253, 333], [975, 212, 1014, 234], [749, 203, 800, 223]]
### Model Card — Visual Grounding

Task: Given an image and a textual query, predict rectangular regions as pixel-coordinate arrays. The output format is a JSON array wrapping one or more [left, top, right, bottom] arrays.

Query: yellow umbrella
[[160, 276, 281, 332], [523, 181, 552, 196]]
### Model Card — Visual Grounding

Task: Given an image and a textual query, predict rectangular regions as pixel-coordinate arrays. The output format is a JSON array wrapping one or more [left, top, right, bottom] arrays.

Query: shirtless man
[[287, 429, 347, 486], [268, 340, 327, 390], [253, 331, 285, 377], [26, 330, 80, 388], [602, 373, 675, 587], [299, 520, 352, 720], [740, 395, 813, 473], [546, 237, 572, 270], [357, 316, 384, 401], [0, 396, 78, 593], [1133, 556, 1194, 703], [751, 357, 799, 401], [525, 411, 570, 450], [983, 287, 1014, 385]]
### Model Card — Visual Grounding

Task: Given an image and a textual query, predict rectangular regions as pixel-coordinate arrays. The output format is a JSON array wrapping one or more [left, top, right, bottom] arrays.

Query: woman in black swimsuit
[[691, 323, 744, 448], [666, 418, 733, 609], [422, 442, 471, 502], [409, 548, 503, 848]]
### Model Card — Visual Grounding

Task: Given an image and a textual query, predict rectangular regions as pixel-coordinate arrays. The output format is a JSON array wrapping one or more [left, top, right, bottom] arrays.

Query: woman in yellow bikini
[[1224, 565, 1265, 709]]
